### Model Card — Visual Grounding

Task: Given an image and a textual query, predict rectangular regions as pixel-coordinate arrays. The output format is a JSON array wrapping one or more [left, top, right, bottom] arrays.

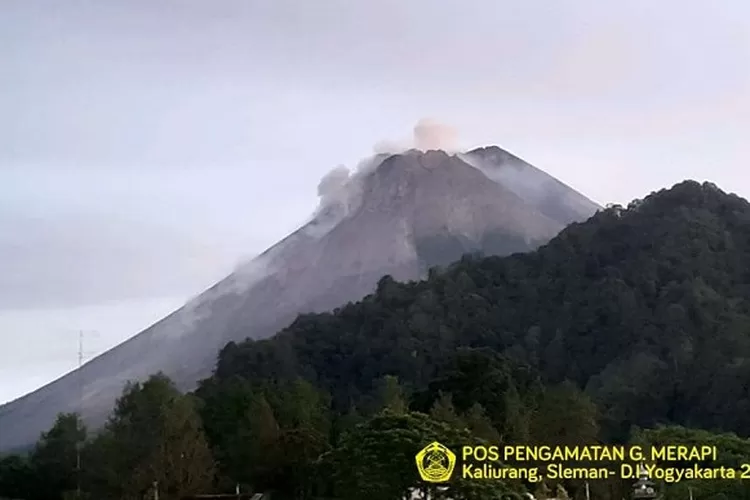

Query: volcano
[[0, 146, 600, 451]]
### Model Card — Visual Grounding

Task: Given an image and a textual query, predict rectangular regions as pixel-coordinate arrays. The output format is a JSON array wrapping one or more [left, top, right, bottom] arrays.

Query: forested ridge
[[5, 180, 750, 500], [213, 180, 750, 439]]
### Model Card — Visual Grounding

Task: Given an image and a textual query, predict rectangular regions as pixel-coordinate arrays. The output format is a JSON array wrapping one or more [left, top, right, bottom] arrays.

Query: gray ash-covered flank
[[465, 146, 601, 226], [0, 146, 600, 452]]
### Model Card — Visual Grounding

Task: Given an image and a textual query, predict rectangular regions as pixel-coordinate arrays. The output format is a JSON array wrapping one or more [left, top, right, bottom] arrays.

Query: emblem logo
[[415, 441, 456, 482]]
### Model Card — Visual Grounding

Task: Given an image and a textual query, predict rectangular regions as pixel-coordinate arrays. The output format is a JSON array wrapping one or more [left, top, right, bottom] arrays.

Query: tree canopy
[[209, 181, 750, 441]]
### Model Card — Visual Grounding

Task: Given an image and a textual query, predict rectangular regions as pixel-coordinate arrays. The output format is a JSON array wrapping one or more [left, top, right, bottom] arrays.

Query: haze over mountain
[[0, 135, 599, 452]]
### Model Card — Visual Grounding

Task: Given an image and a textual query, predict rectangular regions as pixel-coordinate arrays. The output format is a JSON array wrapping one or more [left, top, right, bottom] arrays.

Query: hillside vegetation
[[212, 180, 750, 439], [4, 180, 750, 500]]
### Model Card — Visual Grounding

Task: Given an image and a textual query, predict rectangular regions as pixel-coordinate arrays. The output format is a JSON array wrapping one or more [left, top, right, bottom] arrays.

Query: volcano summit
[[0, 145, 600, 452]]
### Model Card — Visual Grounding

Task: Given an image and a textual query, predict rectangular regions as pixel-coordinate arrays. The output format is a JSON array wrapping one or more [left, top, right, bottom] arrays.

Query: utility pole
[[76, 330, 83, 500], [74, 329, 98, 500]]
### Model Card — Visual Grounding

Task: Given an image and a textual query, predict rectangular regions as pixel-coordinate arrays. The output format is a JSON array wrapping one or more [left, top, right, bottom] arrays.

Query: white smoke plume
[[310, 118, 459, 233], [308, 156, 383, 237], [412, 118, 458, 152], [372, 139, 409, 155], [317, 165, 351, 202], [371, 118, 459, 155]]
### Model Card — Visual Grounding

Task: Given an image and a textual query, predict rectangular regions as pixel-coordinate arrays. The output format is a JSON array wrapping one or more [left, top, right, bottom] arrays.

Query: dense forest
[[4, 180, 750, 500]]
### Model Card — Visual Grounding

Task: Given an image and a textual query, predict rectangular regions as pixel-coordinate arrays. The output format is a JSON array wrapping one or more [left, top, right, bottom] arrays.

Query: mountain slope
[[0, 148, 599, 452], [207, 180, 750, 440], [464, 146, 601, 225]]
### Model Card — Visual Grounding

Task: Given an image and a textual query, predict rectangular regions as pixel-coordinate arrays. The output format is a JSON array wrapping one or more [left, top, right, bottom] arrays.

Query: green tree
[[244, 393, 282, 489], [131, 395, 216, 500], [463, 403, 501, 443], [323, 410, 514, 500], [631, 426, 750, 500], [271, 379, 331, 434], [197, 378, 332, 498], [331, 404, 364, 445], [0, 454, 34, 500], [429, 392, 463, 428], [530, 381, 599, 446], [503, 385, 532, 443], [28, 413, 87, 500], [376, 375, 408, 414], [271, 380, 332, 499], [85, 373, 215, 500], [413, 349, 539, 443], [194, 377, 256, 488]]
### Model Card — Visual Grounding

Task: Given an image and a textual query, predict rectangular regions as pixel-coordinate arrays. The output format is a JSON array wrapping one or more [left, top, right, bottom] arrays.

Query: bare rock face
[[0, 147, 600, 452]]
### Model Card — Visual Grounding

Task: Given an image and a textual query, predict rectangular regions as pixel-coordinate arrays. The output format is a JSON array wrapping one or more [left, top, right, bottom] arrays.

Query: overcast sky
[[1, 0, 749, 403]]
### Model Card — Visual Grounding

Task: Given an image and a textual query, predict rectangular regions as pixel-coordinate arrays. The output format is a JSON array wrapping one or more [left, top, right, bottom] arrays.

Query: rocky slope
[[0, 147, 599, 452]]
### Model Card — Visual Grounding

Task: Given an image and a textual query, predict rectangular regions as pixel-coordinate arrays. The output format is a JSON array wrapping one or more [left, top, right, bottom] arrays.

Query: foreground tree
[[85, 373, 215, 500], [29, 413, 87, 500], [0, 454, 33, 500], [631, 425, 750, 500], [197, 377, 331, 497], [530, 381, 599, 446], [322, 410, 515, 500], [0, 413, 86, 500]]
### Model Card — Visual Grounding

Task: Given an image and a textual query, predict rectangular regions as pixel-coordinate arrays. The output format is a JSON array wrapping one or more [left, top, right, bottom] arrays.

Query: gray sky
[[1, 0, 749, 403]]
